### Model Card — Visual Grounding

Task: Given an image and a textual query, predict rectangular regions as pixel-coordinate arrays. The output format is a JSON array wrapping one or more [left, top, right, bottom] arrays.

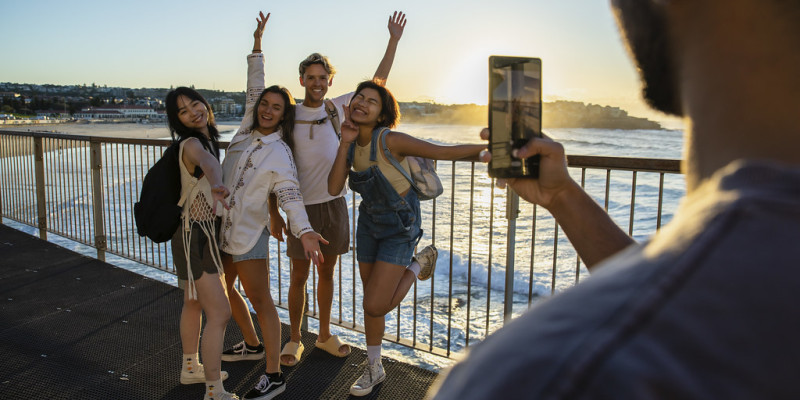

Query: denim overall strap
[[368, 127, 387, 163]]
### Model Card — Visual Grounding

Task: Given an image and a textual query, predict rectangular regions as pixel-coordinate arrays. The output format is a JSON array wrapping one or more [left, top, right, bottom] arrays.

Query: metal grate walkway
[[0, 224, 437, 399]]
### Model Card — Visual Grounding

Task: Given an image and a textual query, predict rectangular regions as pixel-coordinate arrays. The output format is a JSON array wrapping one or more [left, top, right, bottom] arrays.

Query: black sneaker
[[243, 373, 285, 400], [222, 340, 264, 362]]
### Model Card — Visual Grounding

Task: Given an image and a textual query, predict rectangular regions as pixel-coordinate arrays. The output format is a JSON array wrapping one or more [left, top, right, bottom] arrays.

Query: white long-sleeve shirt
[[219, 53, 313, 255]]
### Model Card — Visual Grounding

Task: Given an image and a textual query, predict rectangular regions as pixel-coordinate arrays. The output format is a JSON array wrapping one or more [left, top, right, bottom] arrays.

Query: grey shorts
[[171, 220, 222, 282], [286, 196, 350, 259]]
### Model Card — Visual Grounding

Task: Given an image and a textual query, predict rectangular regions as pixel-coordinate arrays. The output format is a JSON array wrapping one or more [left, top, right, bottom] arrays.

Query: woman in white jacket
[[218, 12, 326, 400]]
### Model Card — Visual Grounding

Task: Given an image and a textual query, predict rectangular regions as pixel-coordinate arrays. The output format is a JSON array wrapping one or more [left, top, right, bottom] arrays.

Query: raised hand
[[254, 11, 270, 40], [388, 11, 406, 40]]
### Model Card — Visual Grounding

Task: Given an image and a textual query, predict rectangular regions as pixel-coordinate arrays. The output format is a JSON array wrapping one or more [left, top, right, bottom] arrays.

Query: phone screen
[[488, 56, 542, 178]]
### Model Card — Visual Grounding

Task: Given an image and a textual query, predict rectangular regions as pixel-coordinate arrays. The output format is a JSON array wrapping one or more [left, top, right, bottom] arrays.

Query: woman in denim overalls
[[328, 80, 485, 396]]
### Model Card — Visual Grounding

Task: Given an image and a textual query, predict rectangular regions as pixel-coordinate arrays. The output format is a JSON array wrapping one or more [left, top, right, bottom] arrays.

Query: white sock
[[206, 379, 225, 397], [407, 261, 421, 277], [367, 345, 382, 364], [183, 353, 200, 372]]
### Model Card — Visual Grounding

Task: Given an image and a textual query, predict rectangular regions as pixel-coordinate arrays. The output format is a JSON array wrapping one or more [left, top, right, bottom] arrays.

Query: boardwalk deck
[[0, 224, 437, 399]]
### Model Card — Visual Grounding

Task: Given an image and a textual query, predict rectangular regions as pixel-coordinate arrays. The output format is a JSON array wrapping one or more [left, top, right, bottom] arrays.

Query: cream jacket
[[219, 53, 313, 255]]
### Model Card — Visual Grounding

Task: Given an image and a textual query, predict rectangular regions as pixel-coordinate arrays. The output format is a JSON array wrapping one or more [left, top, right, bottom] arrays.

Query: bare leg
[[222, 254, 260, 346], [287, 258, 311, 345], [193, 272, 232, 381], [237, 259, 281, 374], [362, 260, 417, 318], [315, 255, 338, 342], [358, 261, 415, 349], [180, 287, 202, 355]]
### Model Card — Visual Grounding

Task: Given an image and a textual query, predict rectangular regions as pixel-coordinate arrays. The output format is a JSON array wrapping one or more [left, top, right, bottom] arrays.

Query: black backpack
[[134, 141, 185, 243], [134, 137, 214, 242]]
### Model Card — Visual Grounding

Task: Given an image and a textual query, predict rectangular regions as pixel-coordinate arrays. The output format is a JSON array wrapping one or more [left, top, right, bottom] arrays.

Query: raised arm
[[372, 11, 407, 85], [480, 129, 634, 269], [239, 12, 269, 132]]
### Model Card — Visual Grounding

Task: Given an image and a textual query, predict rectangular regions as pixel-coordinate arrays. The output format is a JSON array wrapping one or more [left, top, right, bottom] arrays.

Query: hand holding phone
[[488, 56, 542, 178]]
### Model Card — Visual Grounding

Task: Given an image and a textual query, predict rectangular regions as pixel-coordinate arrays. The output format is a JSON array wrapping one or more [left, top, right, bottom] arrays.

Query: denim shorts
[[355, 198, 422, 266], [231, 228, 269, 263]]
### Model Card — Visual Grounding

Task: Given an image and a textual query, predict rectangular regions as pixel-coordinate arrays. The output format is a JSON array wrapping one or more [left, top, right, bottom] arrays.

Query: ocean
[[0, 121, 685, 372]]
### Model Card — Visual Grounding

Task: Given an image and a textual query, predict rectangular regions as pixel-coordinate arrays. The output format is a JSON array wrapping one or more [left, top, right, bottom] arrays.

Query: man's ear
[[299, 76, 306, 87], [328, 76, 334, 86]]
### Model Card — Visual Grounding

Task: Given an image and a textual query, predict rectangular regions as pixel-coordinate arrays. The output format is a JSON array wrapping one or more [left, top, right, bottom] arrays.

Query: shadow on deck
[[0, 224, 437, 399]]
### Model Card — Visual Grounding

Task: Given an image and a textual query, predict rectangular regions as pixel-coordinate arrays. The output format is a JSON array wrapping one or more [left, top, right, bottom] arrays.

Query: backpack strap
[[377, 128, 420, 193], [324, 99, 341, 140], [294, 99, 341, 140]]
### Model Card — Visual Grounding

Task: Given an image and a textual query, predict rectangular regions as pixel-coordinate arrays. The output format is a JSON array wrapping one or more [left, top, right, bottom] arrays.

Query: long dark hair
[[250, 85, 296, 154], [354, 80, 401, 129], [165, 86, 220, 158]]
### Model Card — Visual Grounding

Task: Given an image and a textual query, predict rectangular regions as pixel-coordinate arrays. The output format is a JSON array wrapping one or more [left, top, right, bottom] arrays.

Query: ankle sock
[[367, 345, 381, 364], [183, 353, 200, 372], [407, 261, 421, 277], [246, 342, 262, 351], [206, 379, 224, 397]]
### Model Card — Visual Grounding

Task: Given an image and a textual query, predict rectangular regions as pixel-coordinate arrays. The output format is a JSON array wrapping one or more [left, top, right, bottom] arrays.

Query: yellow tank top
[[352, 139, 412, 195]]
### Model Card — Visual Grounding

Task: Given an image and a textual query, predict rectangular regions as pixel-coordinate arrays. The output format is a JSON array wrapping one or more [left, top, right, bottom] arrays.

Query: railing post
[[33, 136, 47, 239], [90, 141, 106, 261], [503, 188, 520, 324]]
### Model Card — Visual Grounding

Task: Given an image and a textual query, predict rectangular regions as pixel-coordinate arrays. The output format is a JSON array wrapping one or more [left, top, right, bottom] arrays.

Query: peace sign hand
[[254, 11, 270, 40]]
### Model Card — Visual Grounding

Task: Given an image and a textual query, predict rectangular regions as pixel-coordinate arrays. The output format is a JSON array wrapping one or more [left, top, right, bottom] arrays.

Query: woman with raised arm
[[217, 11, 327, 400], [164, 86, 235, 400], [327, 80, 485, 396]]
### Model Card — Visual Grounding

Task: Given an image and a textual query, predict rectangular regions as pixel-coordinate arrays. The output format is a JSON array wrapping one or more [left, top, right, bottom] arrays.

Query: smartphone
[[488, 56, 542, 178]]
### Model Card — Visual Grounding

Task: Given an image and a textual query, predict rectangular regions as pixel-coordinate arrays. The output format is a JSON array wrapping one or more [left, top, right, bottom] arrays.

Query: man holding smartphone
[[431, 0, 800, 398]]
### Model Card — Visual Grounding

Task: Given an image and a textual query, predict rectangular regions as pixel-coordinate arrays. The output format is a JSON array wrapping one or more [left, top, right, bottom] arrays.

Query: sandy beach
[[0, 121, 173, 140], [0, 121, 188, 158]]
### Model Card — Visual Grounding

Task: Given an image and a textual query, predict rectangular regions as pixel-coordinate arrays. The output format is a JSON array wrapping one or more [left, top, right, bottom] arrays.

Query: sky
[[0, 0, 679, 126]]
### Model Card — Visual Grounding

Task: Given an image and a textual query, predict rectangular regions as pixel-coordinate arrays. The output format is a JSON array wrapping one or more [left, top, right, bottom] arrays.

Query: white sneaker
[[180, 362, 229, 385], [414, 245, 438, 281], [350, 359, 386, 396], [204, 387, 239, 400]]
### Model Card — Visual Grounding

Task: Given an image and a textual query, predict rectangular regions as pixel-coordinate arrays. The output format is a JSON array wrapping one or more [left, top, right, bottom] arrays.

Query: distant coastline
[[399, 100, 662, 130], [2, 81, 661, 131]]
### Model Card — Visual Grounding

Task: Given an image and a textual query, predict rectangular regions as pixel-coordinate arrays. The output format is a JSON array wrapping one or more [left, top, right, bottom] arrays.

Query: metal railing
[[0, 130, 683, 360]]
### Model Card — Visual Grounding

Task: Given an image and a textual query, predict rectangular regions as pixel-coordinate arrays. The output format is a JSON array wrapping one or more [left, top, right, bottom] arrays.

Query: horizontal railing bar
[[568, 155, 681, 173]]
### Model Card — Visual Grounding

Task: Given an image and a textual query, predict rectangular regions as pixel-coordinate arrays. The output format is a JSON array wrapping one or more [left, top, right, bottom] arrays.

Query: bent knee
[[363, 301, 391, 318]]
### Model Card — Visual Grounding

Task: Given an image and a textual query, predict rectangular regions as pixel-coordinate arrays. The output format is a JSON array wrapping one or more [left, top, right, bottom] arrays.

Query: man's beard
[[613, 0, 682, 116]]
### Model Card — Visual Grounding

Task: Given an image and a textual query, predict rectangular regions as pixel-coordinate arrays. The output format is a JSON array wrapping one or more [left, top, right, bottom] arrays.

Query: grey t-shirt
[[431, 160, 800, 399]]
